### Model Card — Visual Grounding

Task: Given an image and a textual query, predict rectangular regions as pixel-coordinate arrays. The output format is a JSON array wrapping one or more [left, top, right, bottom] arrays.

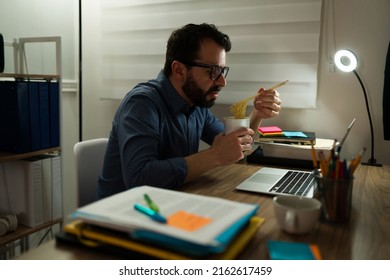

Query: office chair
[[74, 138, 108, 207]]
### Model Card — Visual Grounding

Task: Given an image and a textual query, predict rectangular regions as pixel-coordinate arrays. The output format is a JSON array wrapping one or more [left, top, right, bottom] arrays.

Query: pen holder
[[315, 174, 353, 224]]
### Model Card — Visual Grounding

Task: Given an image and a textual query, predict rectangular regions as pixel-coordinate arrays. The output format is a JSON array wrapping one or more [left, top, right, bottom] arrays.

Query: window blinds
[[83, 0, 322, 108]]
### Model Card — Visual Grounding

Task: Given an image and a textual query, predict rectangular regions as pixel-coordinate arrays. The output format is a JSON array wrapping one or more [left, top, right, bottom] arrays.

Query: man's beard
[[182, 75, 221, 108]]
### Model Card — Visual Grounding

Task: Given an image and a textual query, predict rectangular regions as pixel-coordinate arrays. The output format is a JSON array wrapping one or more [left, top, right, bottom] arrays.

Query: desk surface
[[16, 163, 390, 260]]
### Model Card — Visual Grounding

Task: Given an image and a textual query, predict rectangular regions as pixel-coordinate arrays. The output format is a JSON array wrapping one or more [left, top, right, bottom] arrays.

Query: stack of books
[[258, 126, 316, 145], [254, 138, 335, 161], [58, 186, 265, 259], [248, 126, 335, 169]]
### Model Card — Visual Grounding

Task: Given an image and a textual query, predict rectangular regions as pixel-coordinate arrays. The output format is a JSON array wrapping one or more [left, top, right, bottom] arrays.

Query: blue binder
[[0, 81, 31, 153], [49, 81, 60, 147], [28, 81, 41, 151], [38, 81, 51, 149]]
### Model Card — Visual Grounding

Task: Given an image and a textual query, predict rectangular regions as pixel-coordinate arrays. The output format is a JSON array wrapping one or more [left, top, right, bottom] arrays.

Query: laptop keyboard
[[270, 171, 315, 196]]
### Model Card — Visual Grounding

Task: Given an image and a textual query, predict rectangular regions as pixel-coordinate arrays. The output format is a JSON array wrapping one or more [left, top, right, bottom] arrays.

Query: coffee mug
[[273, 195, 321, 234]]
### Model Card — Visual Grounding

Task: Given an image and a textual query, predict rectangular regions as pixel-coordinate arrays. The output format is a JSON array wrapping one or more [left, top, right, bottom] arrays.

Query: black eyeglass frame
[[182, 61, 229, 81]]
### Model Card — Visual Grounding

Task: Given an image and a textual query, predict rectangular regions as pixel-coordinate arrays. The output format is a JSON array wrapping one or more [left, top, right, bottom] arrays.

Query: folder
[[59, 216, 265, 259], [71, 186, 260, 257]]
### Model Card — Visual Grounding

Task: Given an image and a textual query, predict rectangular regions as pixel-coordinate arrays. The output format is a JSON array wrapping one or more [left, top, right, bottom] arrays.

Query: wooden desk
[[16, 163, 390, 260]]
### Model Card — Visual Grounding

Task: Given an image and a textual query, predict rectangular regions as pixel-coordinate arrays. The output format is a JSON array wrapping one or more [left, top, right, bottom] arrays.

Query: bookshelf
[[0, 147, 61, 162], [0, 37, 63, 259]]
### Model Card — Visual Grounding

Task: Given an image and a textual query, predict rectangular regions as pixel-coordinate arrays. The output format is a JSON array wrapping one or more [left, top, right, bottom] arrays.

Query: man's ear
[[171, 60, 187, 82]]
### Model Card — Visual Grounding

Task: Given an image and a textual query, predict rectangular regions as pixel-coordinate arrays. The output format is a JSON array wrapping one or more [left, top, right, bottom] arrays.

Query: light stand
[[334, 49, 382, 166]]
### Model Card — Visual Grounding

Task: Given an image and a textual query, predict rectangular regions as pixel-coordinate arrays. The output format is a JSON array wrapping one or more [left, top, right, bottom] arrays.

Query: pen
[[144, 194, 160, 213], [134, 203, 167, 223]]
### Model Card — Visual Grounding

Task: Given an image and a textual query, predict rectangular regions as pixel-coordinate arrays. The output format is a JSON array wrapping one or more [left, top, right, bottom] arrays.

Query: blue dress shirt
[[97, 71, 224, 198]]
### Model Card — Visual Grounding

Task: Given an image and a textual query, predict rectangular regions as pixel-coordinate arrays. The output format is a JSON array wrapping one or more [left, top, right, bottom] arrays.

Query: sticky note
[[167, 211, 212, 232], [258, 126, 283, 134], [267, 240, 321, 260], [283, 131, 307, 138]]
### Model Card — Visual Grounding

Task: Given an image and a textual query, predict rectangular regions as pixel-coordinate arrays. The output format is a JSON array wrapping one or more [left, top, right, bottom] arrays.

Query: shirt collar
[[155, 70, 194, 116]]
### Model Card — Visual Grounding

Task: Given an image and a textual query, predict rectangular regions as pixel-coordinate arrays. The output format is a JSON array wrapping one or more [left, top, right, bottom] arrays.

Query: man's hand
[[211, 128, 254, 165], [252, 88, 282, 119]]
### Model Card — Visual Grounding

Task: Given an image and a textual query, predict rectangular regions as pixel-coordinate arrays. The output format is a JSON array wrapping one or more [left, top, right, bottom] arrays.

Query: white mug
[[273, 195, 321, 234]]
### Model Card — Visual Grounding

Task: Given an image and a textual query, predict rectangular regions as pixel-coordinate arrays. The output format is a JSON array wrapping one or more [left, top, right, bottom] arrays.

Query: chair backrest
[[74, 138, 108, 207]]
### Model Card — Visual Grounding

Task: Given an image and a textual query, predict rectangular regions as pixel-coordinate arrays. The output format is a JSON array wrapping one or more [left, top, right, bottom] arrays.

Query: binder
[[59, 216, 265, 259], [51, 154, 62, 220], [0, 81, 31, 153], [28, 81, 41, 151], [49, 81, 60, 147], [38, 81, 50, 149], [30, 154, 62, 222]]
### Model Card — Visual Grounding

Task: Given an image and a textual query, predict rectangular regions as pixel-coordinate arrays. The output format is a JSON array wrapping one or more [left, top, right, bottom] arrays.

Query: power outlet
[[329, 62, 335, 72]]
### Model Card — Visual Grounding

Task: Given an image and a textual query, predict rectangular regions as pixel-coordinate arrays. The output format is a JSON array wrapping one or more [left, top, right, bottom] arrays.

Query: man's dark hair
[[163, 23, 231, 76]]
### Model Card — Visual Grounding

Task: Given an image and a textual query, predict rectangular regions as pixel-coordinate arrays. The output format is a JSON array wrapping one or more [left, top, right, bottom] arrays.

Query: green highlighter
[[144, 194, 160, 213]]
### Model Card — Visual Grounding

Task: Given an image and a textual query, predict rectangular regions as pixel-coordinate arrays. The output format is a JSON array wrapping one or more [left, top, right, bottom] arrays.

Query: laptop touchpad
[[248, 173, 280, 184]]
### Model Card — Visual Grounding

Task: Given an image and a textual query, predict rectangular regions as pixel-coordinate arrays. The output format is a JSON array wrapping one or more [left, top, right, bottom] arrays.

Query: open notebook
[[71, 185, 259, 257], [235, 167, 317, 198]]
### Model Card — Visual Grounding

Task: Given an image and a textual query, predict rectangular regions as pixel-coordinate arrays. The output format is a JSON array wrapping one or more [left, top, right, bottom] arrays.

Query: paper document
[[71, 186, 259, 248]]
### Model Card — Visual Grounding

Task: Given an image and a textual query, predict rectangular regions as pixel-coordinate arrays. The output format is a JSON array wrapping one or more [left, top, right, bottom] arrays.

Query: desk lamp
[[334, 49, 382, 166]]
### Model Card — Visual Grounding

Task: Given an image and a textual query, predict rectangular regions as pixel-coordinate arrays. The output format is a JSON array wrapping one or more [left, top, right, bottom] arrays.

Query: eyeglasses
[[182, 61, 229, 81]]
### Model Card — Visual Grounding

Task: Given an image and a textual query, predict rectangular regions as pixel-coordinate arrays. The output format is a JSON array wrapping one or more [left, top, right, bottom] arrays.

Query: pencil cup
[[315, 175, 353, 224]]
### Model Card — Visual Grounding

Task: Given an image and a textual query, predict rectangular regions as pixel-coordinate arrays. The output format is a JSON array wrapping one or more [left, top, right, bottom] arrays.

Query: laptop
[[235, 167, 317, 198]]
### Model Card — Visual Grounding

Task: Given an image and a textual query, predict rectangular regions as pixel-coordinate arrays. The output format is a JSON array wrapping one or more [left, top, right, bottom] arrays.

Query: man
[[97, 23, 281, 199]]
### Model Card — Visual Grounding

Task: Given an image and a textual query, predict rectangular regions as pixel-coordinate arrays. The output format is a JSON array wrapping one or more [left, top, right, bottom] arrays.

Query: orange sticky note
[[167, 210, 212, 232]]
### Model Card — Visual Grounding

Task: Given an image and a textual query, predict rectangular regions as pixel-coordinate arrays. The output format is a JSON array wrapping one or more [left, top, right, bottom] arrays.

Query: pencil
[[349, 147, 366, 175], [328, 139, 337, 163], [318, 151, 328, 177]]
